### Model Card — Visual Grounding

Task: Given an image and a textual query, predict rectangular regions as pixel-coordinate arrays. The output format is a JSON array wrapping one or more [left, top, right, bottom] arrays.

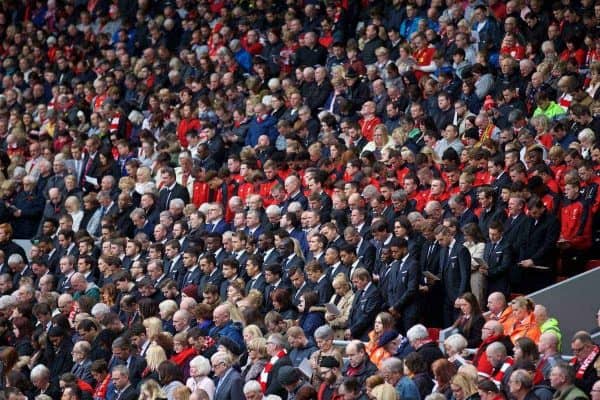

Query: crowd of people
[[0, 0, 598, 399]]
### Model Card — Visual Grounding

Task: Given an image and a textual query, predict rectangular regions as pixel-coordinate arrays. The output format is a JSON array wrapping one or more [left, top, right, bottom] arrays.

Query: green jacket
[[533, 101, 566, 120], [552, 384, 589, 400], [540, 317, 562, 351]]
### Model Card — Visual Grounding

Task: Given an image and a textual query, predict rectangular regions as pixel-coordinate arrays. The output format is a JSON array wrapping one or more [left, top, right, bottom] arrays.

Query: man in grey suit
[[211, 351, 245, 400]]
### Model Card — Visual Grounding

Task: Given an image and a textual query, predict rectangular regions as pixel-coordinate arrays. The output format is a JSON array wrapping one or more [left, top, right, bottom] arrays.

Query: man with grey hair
[[549, 364, 588, 400], [211, 351, 244, 400], [407, 324, 444, 373], [8, 254, 32, 287], [380, 357, 420, 400], [70, 272, 100, 302], [243, 380, 264, 400], [71, 341, 93, 384], [508, 369, 536, 400], [537, 332, 562, 383], [260, 334, 292, 398], [111, 364, 138, 400], [31, 364, 60, 398], [343, 340, 377, 385], [0, 295, 16, 319]]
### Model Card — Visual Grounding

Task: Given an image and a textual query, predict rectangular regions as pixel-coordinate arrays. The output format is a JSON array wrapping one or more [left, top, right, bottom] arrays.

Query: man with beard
[[318, 356, 343, 400]]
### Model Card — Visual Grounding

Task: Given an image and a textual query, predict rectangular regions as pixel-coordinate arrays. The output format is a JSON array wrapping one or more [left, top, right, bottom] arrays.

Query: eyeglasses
[[572, 346, 585, 353]]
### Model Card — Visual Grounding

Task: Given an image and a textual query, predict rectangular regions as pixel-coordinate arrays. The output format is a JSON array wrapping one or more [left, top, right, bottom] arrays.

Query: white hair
[[91, 303, 111, 319], [243, 380, 262, 394], [444, 334, 468, 354], [189, 355, 211, 377], [265, 204, 281, 216], [31, 364, 50, 380], [406, 324, 429, 342]]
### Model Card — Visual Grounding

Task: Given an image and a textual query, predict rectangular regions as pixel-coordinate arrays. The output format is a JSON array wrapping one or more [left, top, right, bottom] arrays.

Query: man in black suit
[[387, 238, 420, 334], [111, 337, 147, 387], [261, 334, 293, 399], [346, 267, 382, 341], [259, 232, 280, 266], [477, 186, 507, 239], [198, 253, 223, 295], [163, 240, 184, 283], [435, 225, 471, 327], [516, 198, 560, 293], [449, 193, 478, 229], [281, 175, 308, 212], [483, 221, 514, 299], [419, 220, 444, 328], [158, 166, 190, 211], [178, 248, 202, 289], [245, 254, 267, 294], [488, 156, 511, 195], [503, 196, 528, 253], [278, 237, 304, 280], [343, 226, 376, 273], [44, 326, 74, 384], [111, 364, 139, 400], [339, 243, 366, 281], [306, 261, 333, 305], [263, 263, 291, 312], [31, 364, 61, 399], [289, 266, 314, 307]]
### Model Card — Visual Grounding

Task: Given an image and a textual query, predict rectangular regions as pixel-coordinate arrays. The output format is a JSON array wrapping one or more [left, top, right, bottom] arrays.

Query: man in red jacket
[[558, 181, 593, 275], [474, 320, 514, 377]]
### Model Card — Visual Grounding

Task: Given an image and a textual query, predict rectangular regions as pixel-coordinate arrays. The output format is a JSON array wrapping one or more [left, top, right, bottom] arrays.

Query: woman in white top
[[461, 223, 487, 308], [186, 355, 215, 400], [360, 124, 395, 160], [65, 195, 84, 232]]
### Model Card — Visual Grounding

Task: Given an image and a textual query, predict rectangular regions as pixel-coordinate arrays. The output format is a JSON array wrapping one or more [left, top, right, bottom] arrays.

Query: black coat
[[388, 256, 420, 332], [45, 338, 74, 384], [484, 237, 514, 298], [348, 283, 383, 340], [478, 205, 507, 239], [265, 355, 293, 399], [158, 183, 190, 211], [456, 313, 485, 348], [516, 212, 560, 293]]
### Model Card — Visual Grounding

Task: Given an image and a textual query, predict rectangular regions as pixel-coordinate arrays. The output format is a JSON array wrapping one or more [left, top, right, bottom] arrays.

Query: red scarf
[[259, 349, 287, 392], [170, 347, 197, 366], [570, 345, 599, 380], [490, 357, 514, 387]]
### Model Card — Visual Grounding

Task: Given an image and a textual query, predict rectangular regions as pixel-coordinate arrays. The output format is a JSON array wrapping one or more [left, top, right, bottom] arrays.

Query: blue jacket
[[396, 376, 421, 400], [12, 190, 45, 239], [234, 48, 252, 73], [209, 320, 245, 350], [245, 115, 278, 147], [299, 310, 326, 340]]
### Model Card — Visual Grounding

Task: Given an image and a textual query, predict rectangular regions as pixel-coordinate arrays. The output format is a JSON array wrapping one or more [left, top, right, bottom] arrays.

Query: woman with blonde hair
[[450, 372, 479, 400], [144, 317, 163, 340], [241, 337, 269, 382], [140, 379, 167, 400], [361, 124, 395, 159], [143, 345, 168, 382], [372, 383, 399, 400], [172, 386, 191, 400], [242, 325, 263, 347], [186, 355, 214, 399], [325, 273, 355, 340]]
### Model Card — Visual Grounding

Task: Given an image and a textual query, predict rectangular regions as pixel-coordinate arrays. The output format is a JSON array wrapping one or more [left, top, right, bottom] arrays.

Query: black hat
[[278, 366, 301, 386], [378, 330, 399, 347], [219, 336, 243, 356], [320, 356, 340, 368], [346, 68, 358, 79]]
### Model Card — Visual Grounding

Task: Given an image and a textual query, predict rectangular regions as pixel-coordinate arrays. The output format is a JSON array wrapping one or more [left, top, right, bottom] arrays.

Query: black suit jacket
[[117, 384, 139, 400], [263, 281, 292, 312], [199, 269, 224, 294], [357, 239, 376, 272], [389, 256, 420, 329], [483, 237, 513, 298], [458, 208, 479, 228], [263, 248, 280, 266], [158, 183, 190, 211], [127, 354, 147, 386], [478, 205, 507, 239], [282, 254, 304, 278], [245, 273, 267, 294], [292, 281, 315, 306], [314, 275, 334, 305], [516, 212, 560, 292], [348, 283, 383, 340], [265, 355, 293, 399], [179, 267, 202, 289], [440, 243, 470, 302], [502, 213, 528, 252]]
